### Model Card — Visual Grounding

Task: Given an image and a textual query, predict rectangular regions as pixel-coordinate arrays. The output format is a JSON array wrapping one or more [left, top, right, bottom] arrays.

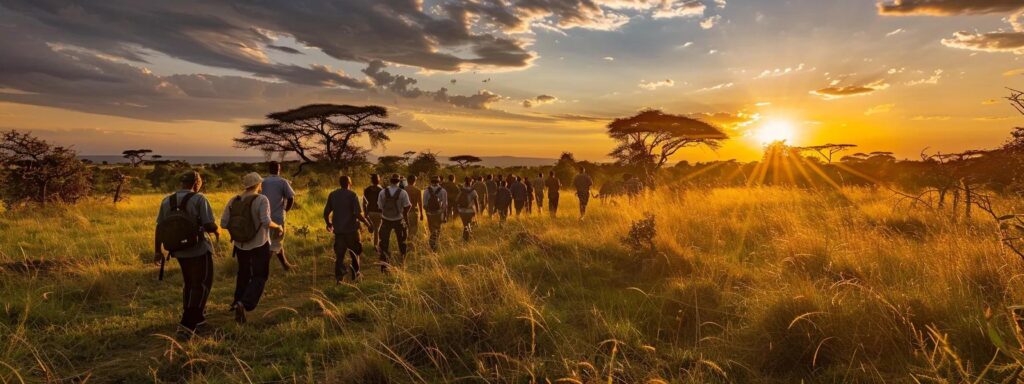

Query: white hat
[[242, 172, 263, 189]]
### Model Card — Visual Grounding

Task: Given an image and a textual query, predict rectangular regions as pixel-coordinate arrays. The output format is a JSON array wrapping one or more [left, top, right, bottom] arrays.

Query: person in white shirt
[[376, 173, 412, 272], [422, 176, 448, 252], [220, 172, 282, 324]]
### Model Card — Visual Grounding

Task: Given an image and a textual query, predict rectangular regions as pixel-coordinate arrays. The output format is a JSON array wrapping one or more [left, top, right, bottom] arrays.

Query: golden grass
[[1, 186, 1022, 382]]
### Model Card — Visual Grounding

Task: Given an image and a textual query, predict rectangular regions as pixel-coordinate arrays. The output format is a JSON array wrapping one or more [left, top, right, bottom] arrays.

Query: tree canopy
[[607, 110, 728, 174], [122, 149, 153, 167], [235, 104, 400, 174], [449, 155, 482, 169]]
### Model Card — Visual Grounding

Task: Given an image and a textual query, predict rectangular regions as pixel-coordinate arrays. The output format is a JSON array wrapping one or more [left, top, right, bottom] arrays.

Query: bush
[[624, 213, 657, 253], [1, 130, 92, 205]]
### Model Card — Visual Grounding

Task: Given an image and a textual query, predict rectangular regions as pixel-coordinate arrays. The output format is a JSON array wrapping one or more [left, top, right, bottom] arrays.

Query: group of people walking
[[153, 162, 594, 335]]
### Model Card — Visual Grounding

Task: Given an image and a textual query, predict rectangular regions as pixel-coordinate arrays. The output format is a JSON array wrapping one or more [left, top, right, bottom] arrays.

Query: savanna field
[[2, 186, 1023, 383]]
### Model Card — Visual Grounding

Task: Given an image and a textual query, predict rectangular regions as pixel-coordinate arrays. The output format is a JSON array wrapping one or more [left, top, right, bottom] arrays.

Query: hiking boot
[[234, 302, 247, 324]]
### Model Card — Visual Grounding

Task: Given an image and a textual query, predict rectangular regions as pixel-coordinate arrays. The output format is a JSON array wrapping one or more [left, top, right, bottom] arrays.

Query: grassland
[[1, 186, 1023, 383]]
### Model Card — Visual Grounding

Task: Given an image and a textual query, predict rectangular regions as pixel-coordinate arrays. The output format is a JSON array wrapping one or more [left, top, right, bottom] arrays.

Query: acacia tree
[[607, 110, 728, 177], [0, 130, 91, 205], [376, 155, 408, 175], [122, 149, 153, 167], [799, 143, 857, 164], [408, 152, 441, 176], [449, 155, 482, 169], [235, 104, 401, 174]]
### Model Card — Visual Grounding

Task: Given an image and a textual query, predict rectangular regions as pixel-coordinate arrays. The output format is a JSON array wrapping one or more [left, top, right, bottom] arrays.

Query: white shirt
[[377, 185, 412, 221]]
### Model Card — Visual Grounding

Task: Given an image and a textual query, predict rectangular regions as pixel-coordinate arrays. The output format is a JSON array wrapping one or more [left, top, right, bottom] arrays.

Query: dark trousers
[[333, 232, 362, 280], [426, 212, 444, 251], [535, 193, 544, 210], [379, 219, 408, 265], [459, 211, 475, 241], [577, 191, 590, 216], [488, 195, 497, 215], [513, 199, 525, 215], [234, 243, 271, 311], [548, 192, 560, 216], [176, 253, 213, 330]]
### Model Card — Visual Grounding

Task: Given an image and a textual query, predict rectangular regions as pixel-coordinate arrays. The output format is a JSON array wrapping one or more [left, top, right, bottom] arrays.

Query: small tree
[[798, 143, 857, 164], [0, 130, 92, 205], [122, 149, 153, 167], [408, 152, 441, 177], [607, 110, 728, 179], [449, 155, 482, 169], [375, 155, 408, 175], [235, 104, 401, 175]]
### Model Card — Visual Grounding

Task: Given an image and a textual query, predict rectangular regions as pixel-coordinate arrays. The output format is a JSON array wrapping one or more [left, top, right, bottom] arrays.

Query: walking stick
[[158, 256, 166, 281]]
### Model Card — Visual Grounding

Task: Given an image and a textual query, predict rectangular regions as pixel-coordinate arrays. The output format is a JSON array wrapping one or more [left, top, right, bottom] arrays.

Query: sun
[[755, 120, 797, 144]]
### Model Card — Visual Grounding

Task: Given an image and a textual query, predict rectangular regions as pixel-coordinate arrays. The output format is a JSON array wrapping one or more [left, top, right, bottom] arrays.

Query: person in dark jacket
[[573, 167, 594, 219], [524, 178, 535, 214], [324, 175, 371, 283], [545, 170, 561, 217], [363, 174, 383, 249], [509, 176, 528, 216], [441, 174, 460, 222], [494, 180, 513, 223], [485, 174, 499, 217]]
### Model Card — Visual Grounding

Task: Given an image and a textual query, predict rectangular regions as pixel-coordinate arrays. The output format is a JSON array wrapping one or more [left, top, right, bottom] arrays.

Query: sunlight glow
[[755, 120, 797, 144]]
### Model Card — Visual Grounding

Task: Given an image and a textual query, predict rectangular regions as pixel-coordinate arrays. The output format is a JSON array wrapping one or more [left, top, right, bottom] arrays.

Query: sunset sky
[[2, 0, 1023, 162]]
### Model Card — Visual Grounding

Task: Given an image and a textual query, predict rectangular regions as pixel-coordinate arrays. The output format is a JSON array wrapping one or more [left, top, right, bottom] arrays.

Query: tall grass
[[1, 186, 1022, 382]]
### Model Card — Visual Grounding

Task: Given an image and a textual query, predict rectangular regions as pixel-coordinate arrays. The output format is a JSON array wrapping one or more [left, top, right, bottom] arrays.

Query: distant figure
[[154, 170, 219, 334], [260, 161, 295, 271], [221, 172, 281, 325], [406, 175, 423, 241], [376, 174, 412, 272], [573, 168, 594, 219], [363, 174, 383, 249], [442, 174, 460, 222], [510, 176, 528, 216], [494, 180, 513, 223], [455, 176, 481, 241], [324, 175, 370, 283], [472, 175, 489, 214], [524, 177, 535, 214], [533, 172, 545, 212], [485, 174, 498, 216], [545, 170, 561, 217], [423, 176, 449, 251]]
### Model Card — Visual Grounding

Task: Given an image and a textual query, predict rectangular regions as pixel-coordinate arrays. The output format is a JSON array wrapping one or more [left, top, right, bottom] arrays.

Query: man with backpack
[[494, 179, 513, 223], [441, 174, 459, 223], [363, 174, 383, 249], [220, 172, 281, 325], [485, 174, 498, 217], [509, 175, 528, 216], [545, 170, 561, 217], [423, 175, 448, 251], [154, 170, 219, 334], [455, 176, 481, 241], [573, 167, 594, 219], [260, 161, 295, 271], [405, 175, 424, 241], [376, 174, 412, 272], [324, 175, 371, 283], [533, 172, 545, 213]]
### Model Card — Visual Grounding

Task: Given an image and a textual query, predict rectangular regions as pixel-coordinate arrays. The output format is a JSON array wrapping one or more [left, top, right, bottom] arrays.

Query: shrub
[[0, 130, 92, 205], [624, 213, 657, 253]]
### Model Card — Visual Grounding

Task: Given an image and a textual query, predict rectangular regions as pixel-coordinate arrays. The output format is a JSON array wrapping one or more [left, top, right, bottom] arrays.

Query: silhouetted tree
[[376, 155, 408, 175], [408, 152, 441, 176], [122, 149, 153, 167], [449, 155, 482, 169], [607, 110, 728, 178], [235, 104, 400, 175], [0, 130, 91, 205], [799, 143, 857, 164]]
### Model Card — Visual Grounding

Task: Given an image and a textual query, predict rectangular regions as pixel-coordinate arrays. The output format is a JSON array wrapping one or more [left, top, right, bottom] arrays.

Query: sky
[[2, 0, 1024, 162]]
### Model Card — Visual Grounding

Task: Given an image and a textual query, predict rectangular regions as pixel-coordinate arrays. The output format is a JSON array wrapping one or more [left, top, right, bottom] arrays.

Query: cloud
[[877, 0, 1024, 15], [603, 56, 616, 61], [886, 28, 906, 37], [689, 111, 760, 131], [391, 111, 458, 134], [941, 30, 1024, 53], [811, 80, 890, 99], [753, 63, 810, 79], [638, 79, 675, 90], [973, 116, 1014, 121], [522, 94, 558, 108], [434, 88, 502, 110], [652, 1, 706, 19], [700, 15, 722, 29], [865, 103, 896, 115], [694, 82, 734, 92], [549, 113, 612, 122], [905, 69, 944, 85]]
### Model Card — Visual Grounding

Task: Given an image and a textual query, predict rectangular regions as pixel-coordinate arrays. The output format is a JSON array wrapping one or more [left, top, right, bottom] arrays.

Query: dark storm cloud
[[877, 0, 1024, 15]]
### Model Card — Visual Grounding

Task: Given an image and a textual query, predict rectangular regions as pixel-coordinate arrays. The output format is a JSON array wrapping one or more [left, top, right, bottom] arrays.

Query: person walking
[[455, 177, 481, 241], [485, 174, 498, 217], [406, 175, 424, 241], [524, 177, 535, 214], [221, 172, 281, 325], [510, 175, 528, 216], [472, 175, 488, 215], [363, 174, 383, 249], [423, 176, 448, 251], [377, 174, 412, 272], [441, 174, 460, 223], [545, 170, 561, 217], [533, 172, 545, 212], [260, 161, 296, 271], [154, 170, 220, 334], [494, 180, 513, 223], [573, 167, 594, 219], [324, 175, 370, 283]]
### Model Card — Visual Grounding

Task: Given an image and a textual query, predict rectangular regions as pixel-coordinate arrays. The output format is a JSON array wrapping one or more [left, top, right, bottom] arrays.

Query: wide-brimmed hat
[[243, 172, 263, 189]]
